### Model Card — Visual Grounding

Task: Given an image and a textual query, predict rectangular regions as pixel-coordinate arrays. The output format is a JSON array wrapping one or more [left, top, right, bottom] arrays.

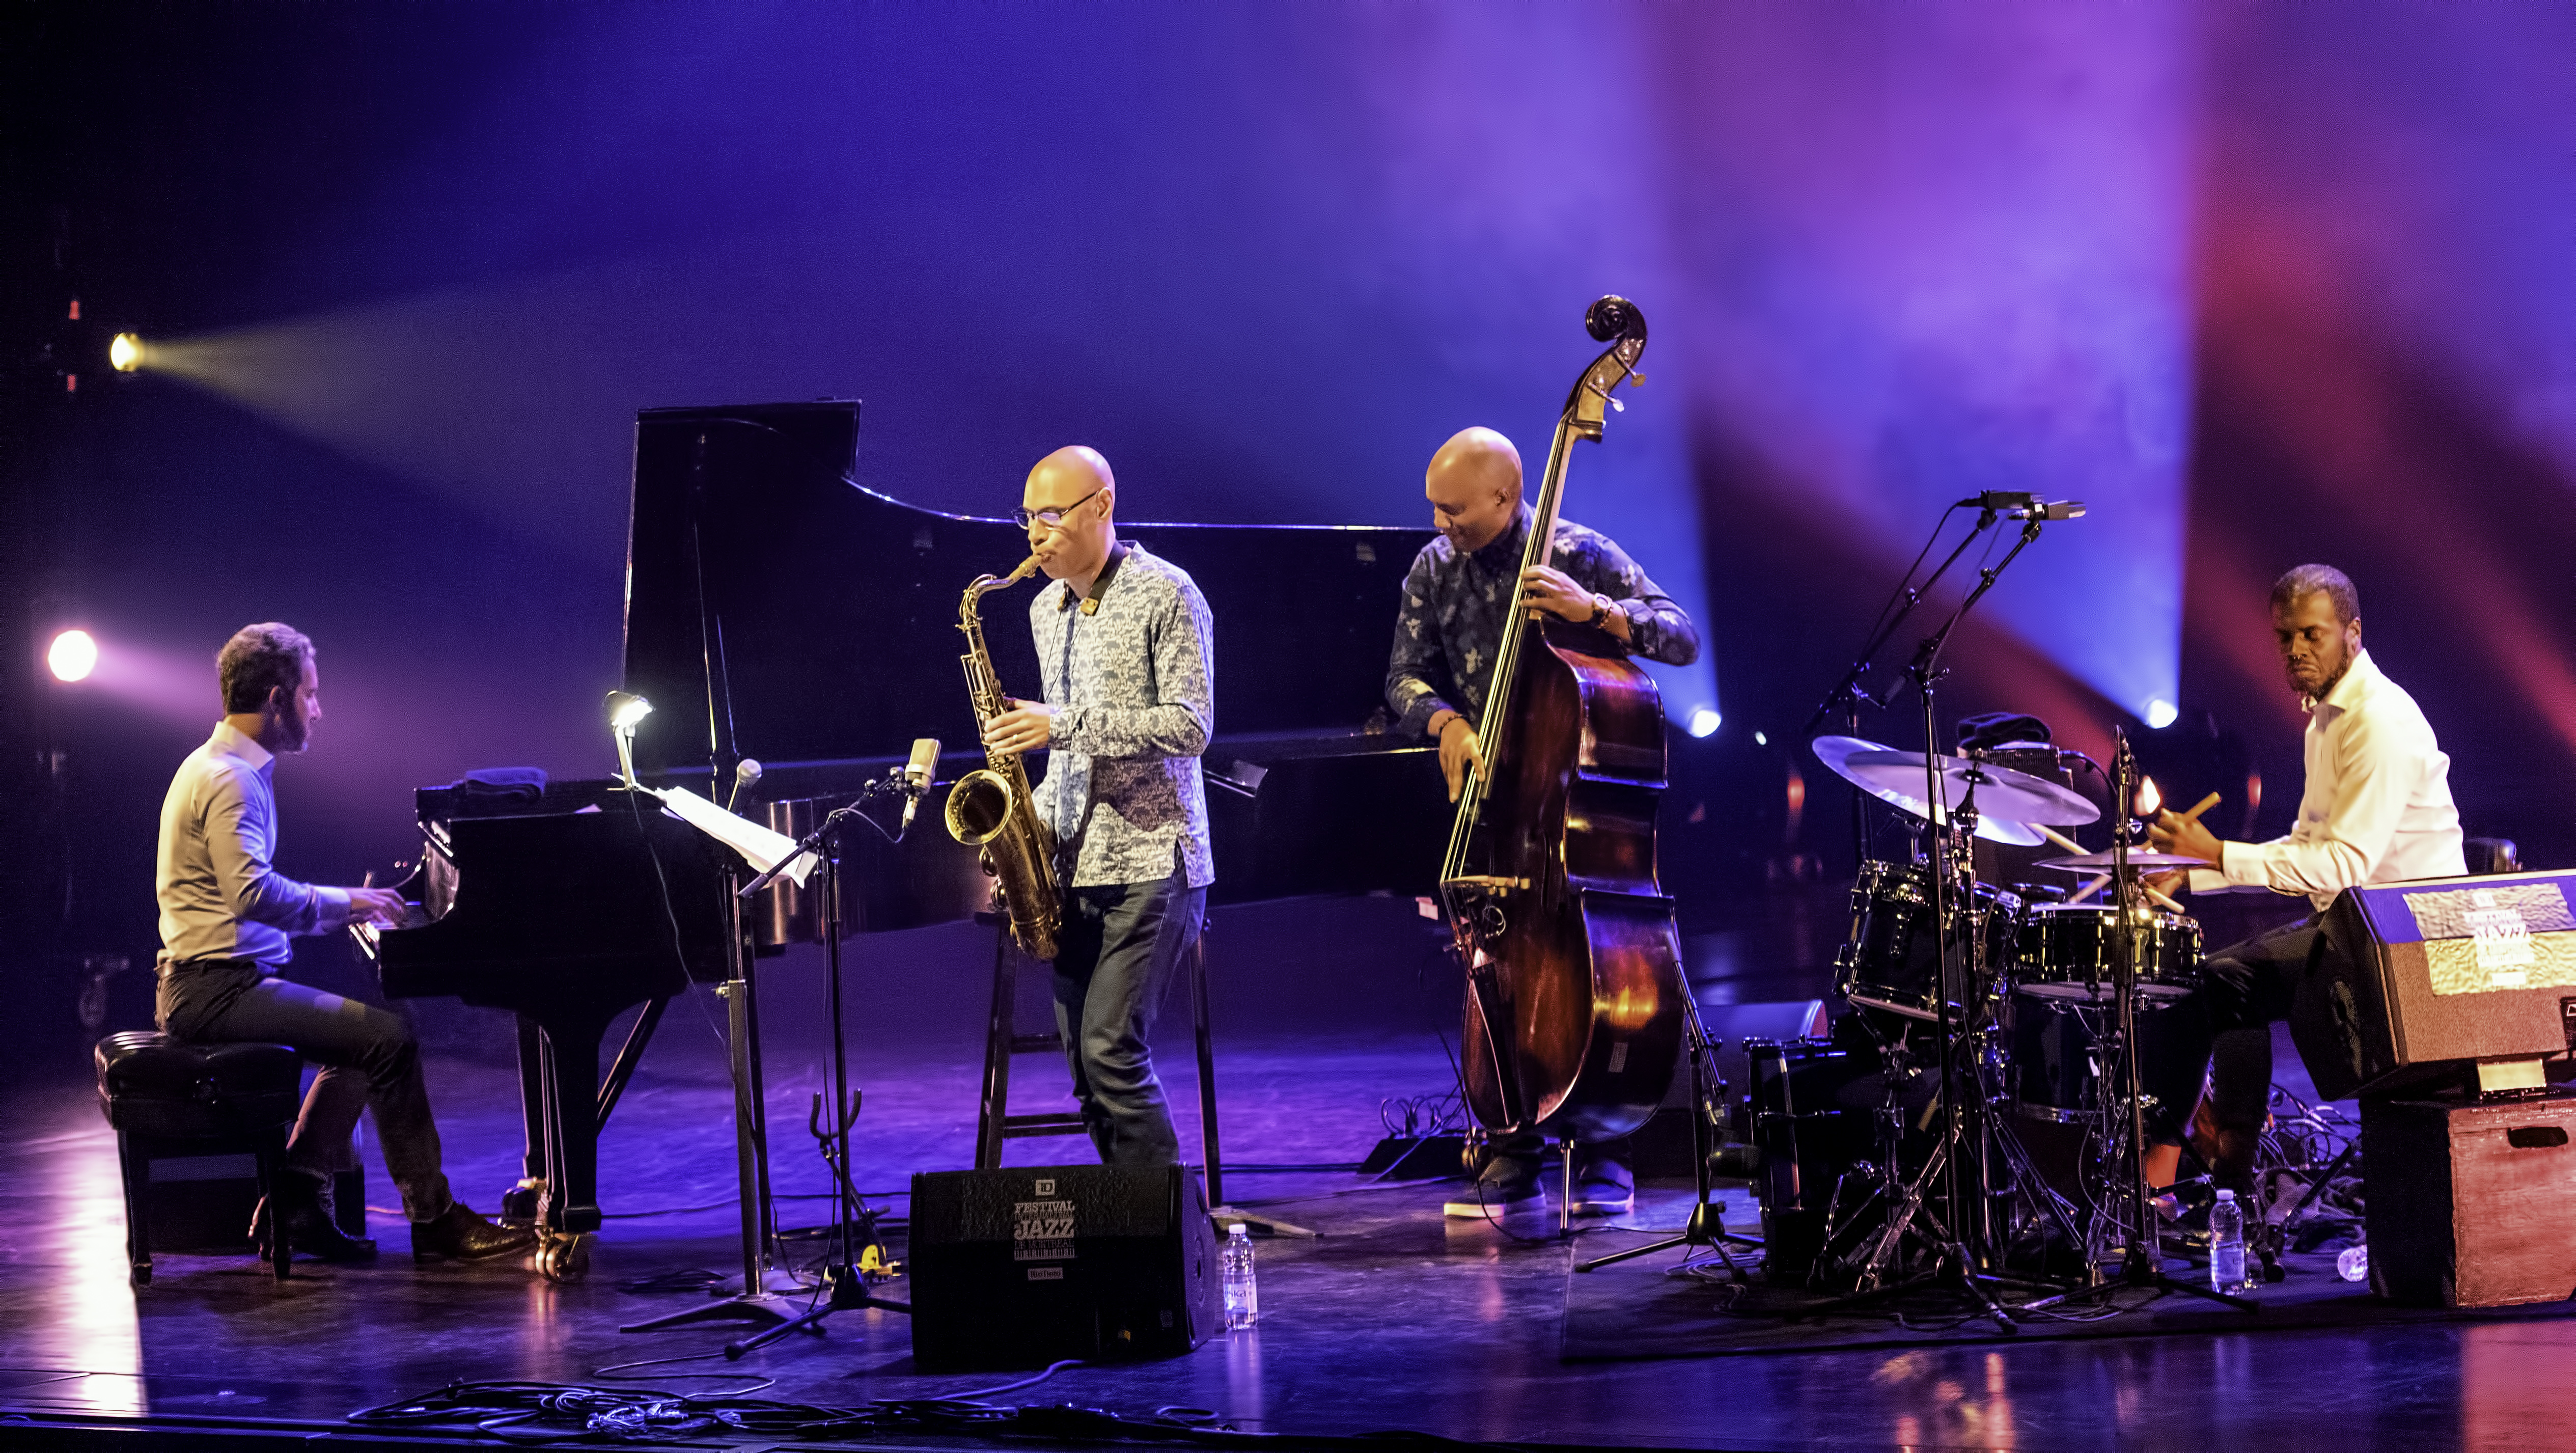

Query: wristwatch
[[1585, 593, 1615, 627]]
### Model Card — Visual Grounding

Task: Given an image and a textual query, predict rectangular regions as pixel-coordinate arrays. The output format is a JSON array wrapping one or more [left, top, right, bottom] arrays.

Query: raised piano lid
[[621, 400, 1439, 789]]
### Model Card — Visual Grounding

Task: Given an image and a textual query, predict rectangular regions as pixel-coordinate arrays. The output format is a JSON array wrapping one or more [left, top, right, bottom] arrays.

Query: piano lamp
[[604, 691, 652, 786]]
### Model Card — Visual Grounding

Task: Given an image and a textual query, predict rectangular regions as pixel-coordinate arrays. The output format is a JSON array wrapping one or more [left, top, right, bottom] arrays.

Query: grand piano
[[367, 400, 1454, 1275]]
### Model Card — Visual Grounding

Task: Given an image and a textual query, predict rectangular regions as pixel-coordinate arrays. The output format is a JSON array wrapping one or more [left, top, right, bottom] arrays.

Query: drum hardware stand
[[1576, 994, 1761, 1275], [2022, 730, 2255, 1316], [1811, 506, 2057, 1330]]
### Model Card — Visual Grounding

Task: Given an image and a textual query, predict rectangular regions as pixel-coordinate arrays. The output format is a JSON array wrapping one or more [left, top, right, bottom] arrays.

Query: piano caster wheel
[[535, 1232, 591, 1284]]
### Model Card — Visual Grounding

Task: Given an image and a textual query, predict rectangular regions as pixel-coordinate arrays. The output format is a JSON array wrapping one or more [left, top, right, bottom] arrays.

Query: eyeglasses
[[1013, 486, 1105, 530]]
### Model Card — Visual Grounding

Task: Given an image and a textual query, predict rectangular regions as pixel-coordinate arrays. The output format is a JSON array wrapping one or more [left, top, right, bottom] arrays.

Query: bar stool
[[972, 913, 1227, 1207], [94, 1031, 301, 1285]]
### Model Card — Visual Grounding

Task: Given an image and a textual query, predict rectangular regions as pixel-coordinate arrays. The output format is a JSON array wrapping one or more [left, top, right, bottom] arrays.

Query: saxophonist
[[980, 445, 1217, 1167]]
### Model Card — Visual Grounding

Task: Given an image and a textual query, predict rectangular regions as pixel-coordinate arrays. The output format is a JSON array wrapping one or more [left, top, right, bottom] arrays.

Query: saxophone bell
[[944, 767, 1018, 846]]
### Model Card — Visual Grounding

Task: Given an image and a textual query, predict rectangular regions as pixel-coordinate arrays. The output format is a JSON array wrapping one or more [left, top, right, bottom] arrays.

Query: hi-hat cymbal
[[2032, 849, 2212, 872], [1812, 735, 2101, 834]]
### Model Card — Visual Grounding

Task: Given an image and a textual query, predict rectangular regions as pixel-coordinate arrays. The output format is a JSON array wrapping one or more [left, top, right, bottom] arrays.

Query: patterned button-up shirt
[[1386, 505, 1699, 739], [1030, 543, 1217, 889]]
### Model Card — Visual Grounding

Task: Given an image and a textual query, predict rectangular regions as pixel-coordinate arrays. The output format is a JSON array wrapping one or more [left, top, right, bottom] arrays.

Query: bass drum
[[2015, 903, 2202, 1005], [1835, 859, 2024, 1021]]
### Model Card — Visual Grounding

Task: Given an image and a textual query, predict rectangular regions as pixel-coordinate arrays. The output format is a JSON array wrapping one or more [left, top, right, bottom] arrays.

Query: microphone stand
[[1802, 510, 2049, 1333], [724, 777, 921, 1358], [1800, 506, 2001, 873]]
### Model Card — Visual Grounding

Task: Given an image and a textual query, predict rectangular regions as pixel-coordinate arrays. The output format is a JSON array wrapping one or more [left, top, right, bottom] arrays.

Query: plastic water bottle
[[2337, 1243, 2370, 1283], [1221, 1222, 1258, 1330], [2208, 1189, 2249, 1293]]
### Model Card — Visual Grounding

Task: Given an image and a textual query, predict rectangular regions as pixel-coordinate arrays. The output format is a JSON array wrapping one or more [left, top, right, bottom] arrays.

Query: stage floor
[[6, 1005, 2573, 1450]]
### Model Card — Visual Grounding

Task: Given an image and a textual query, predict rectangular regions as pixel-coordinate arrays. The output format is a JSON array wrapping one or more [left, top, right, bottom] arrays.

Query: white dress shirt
[[155, 721, 353, 970], [2192, 648, 2466, 911]]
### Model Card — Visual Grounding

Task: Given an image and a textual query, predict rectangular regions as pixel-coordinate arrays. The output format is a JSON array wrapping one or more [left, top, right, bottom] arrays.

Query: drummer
[[2140, 565, 2464, 1198]]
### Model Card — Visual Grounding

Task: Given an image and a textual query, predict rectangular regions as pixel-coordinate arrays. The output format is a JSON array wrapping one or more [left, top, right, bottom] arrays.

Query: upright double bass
[[1443, 296, 1687, 1146]]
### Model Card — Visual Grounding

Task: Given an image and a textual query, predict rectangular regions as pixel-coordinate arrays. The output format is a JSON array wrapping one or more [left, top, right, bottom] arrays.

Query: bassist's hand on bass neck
[[1428, 709, 1486, 804]]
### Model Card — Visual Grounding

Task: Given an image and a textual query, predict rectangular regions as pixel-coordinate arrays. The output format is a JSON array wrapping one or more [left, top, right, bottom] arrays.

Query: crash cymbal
[[2031, 849, 2213, 872], [1812, 735, 2101, 832], [1812, 735, 2036, 844]]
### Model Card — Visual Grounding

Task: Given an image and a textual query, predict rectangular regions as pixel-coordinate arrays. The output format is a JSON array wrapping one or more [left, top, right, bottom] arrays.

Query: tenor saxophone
[[945, 555, 1063, 961]]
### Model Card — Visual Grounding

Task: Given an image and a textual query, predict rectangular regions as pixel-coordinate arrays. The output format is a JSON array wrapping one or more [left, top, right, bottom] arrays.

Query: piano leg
[[504, 1017, 547, 1226], [533, 1016, 610, 1283]]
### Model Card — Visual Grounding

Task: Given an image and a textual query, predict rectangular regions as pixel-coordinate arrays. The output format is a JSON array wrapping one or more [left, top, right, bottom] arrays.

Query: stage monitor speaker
[[2294, 871, 2576, 1101], [908, 1163, 1221, 1372]]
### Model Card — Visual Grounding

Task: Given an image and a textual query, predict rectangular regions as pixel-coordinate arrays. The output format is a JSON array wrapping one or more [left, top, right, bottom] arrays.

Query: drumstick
[[2034, 824, 2084, 855], [2175, 791, 2222, 825]]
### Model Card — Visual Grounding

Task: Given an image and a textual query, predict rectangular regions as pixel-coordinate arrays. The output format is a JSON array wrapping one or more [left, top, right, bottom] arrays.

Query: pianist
[[980, 447, 1216, 1168], [152, 622, 535, 1266]]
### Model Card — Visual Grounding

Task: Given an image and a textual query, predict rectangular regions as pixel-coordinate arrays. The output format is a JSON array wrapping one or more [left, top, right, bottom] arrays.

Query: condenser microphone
[[1956, 491, 2085, 522], [898, 738, 941, 834]]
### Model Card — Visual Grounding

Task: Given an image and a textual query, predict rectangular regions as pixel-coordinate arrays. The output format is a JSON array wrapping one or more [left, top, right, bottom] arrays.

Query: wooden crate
[[2364, 1092, 2576, 1308]]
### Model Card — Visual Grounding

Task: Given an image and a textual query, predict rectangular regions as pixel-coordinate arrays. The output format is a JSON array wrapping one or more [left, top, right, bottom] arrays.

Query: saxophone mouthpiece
[[1006, 553, 1044, 584]]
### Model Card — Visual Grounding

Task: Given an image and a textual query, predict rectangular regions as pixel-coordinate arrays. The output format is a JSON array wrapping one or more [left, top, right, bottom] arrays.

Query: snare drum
[[1836, 860, 2024, 1021], [2013, 902, 2202, 1005]]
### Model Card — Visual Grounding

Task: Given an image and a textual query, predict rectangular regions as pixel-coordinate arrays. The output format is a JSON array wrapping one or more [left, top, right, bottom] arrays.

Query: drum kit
[[1747, 727, 2242, 1308]]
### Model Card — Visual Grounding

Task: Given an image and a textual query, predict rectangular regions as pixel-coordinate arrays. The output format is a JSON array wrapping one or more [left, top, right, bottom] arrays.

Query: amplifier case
[[907, 1164, 1222, 1372], [2363, 1093, 2576, 1309], [2295, 872, 2576, 1101]]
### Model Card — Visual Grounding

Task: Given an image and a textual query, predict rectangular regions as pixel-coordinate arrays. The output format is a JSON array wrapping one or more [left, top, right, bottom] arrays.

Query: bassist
[[1385, 425, 1701, 1217]]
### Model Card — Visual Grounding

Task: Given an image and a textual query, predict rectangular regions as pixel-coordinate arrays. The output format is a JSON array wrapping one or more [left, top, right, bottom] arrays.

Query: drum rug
[[1560, 1242, 2575, 1361]]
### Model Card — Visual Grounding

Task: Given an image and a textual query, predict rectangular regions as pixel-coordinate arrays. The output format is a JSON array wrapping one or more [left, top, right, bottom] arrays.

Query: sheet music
[[654, 785, 817, 887]]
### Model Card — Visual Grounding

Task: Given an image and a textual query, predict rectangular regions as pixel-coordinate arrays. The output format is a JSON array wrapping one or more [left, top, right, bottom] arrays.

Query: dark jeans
[[2139, 913, 2320, 1150], [1051, 870, 1205, 1167], [157, 961, 456, 1222]]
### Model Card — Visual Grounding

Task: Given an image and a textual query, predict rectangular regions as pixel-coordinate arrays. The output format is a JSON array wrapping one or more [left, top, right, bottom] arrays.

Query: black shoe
[[1571, 1165, 1636, 1218], [410, 1201, 537, 1262], [1445, 1158, 1544, 1219], [258, 1175, 377, 1264]]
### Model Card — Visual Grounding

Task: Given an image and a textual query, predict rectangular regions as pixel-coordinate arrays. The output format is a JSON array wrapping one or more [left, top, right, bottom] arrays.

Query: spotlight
[[604, 691, 653, 786], [47, 629, 98, 682], [1686, 707, 1722, 739], [2144, 698, 2178, 729], [108, 334, 143, 372], [1753, 731, 1768, 747]]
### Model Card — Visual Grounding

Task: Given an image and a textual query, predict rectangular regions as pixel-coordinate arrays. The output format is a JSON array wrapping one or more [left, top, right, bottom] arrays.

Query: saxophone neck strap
[[1067, 541, 1134, 617]]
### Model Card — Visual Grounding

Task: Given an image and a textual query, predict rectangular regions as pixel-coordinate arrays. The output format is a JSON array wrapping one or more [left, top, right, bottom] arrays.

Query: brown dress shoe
[[410, 1202, 537, 1262]]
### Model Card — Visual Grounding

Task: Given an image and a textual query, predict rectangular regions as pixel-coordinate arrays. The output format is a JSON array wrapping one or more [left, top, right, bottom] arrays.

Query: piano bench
[[94, 1031, 302, 1287]]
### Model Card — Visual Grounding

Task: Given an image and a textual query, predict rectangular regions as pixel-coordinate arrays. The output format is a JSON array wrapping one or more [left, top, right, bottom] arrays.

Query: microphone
[[1956, 491, 2085, 521], [898, 737, 941, 834], [727, 757, 763, 812]]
